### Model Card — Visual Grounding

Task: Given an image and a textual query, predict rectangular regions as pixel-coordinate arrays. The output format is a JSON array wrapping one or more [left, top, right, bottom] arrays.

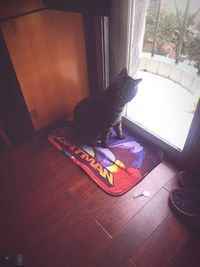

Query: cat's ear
[[134, 78, 142, 86], [120, 67, 128, 76]]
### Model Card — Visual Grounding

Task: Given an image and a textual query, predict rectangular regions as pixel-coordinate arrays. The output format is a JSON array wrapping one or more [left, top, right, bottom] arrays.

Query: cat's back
[[74, 95, 102, 113], [74, 94, 107, 123]]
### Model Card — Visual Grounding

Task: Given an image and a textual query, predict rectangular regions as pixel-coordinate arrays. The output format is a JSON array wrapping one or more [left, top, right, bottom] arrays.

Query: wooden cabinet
[[0, 0, 45, 19], [1, 10, 89, 131]]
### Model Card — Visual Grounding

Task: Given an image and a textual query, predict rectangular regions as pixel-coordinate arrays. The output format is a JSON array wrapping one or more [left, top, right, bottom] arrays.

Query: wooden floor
[[0, 134, 200, 267]]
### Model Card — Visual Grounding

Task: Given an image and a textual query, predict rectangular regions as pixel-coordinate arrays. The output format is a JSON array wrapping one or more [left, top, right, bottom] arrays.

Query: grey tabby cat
[[73, 68, 141, 147]]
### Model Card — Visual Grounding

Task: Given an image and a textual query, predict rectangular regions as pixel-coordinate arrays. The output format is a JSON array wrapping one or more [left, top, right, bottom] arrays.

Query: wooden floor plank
[[97, 161, 177, 236], [42, 148, 98, 201], [67, 172, 98, 202], [89, 188, 172, 267], [0, 144, 43, 180], [29, 138, 98, 202], [164, 175, 178, 192], [21, 220, 111, 267], [165, 235, 200, 267], [0, 137, 198, 267], [28, 136, 77, 176], [54, 188, 117, 232], [125, 260, 138, 267], [132, 214, 190, 267], [0, 172, 80, 253]]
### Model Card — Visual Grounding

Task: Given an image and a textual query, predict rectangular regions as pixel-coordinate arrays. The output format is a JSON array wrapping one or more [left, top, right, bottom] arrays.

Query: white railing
[[139, 53, 200, 100]]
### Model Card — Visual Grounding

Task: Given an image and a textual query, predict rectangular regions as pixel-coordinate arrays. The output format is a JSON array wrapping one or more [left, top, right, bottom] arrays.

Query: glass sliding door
[[126, 0, 200, 152], [109, 0, 200, 165]]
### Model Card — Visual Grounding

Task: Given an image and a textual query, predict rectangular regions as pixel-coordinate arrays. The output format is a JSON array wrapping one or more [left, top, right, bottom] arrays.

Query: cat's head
[[122, 75, 142, 103], [108, 68, 142, 104]]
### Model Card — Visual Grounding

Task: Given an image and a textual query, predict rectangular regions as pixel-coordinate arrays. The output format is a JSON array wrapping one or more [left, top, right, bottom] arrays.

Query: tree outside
[[143, 0, 200, 73]]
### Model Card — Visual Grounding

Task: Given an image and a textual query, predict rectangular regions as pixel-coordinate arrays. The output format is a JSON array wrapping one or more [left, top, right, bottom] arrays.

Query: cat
[[73, 68, 142, 147]]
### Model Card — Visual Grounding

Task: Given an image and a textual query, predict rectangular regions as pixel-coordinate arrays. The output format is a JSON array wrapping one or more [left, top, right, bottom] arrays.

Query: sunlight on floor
[[127, 71, 195, 150]]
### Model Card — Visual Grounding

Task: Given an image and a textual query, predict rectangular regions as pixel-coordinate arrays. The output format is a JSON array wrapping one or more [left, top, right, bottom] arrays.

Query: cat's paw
[[100, 142, 108, 148], [118, 134, 126, 139]]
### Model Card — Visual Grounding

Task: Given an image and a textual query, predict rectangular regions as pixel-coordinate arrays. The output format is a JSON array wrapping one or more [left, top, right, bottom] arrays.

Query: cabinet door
[[1, 10, 89, 131]]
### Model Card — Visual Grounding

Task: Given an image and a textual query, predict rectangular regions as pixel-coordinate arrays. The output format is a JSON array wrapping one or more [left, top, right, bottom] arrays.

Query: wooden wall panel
[[1, 10, 89, 131]]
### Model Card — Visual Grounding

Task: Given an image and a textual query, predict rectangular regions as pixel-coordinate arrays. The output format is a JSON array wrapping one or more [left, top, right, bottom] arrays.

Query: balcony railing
[[144, 0, 200, 74]]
